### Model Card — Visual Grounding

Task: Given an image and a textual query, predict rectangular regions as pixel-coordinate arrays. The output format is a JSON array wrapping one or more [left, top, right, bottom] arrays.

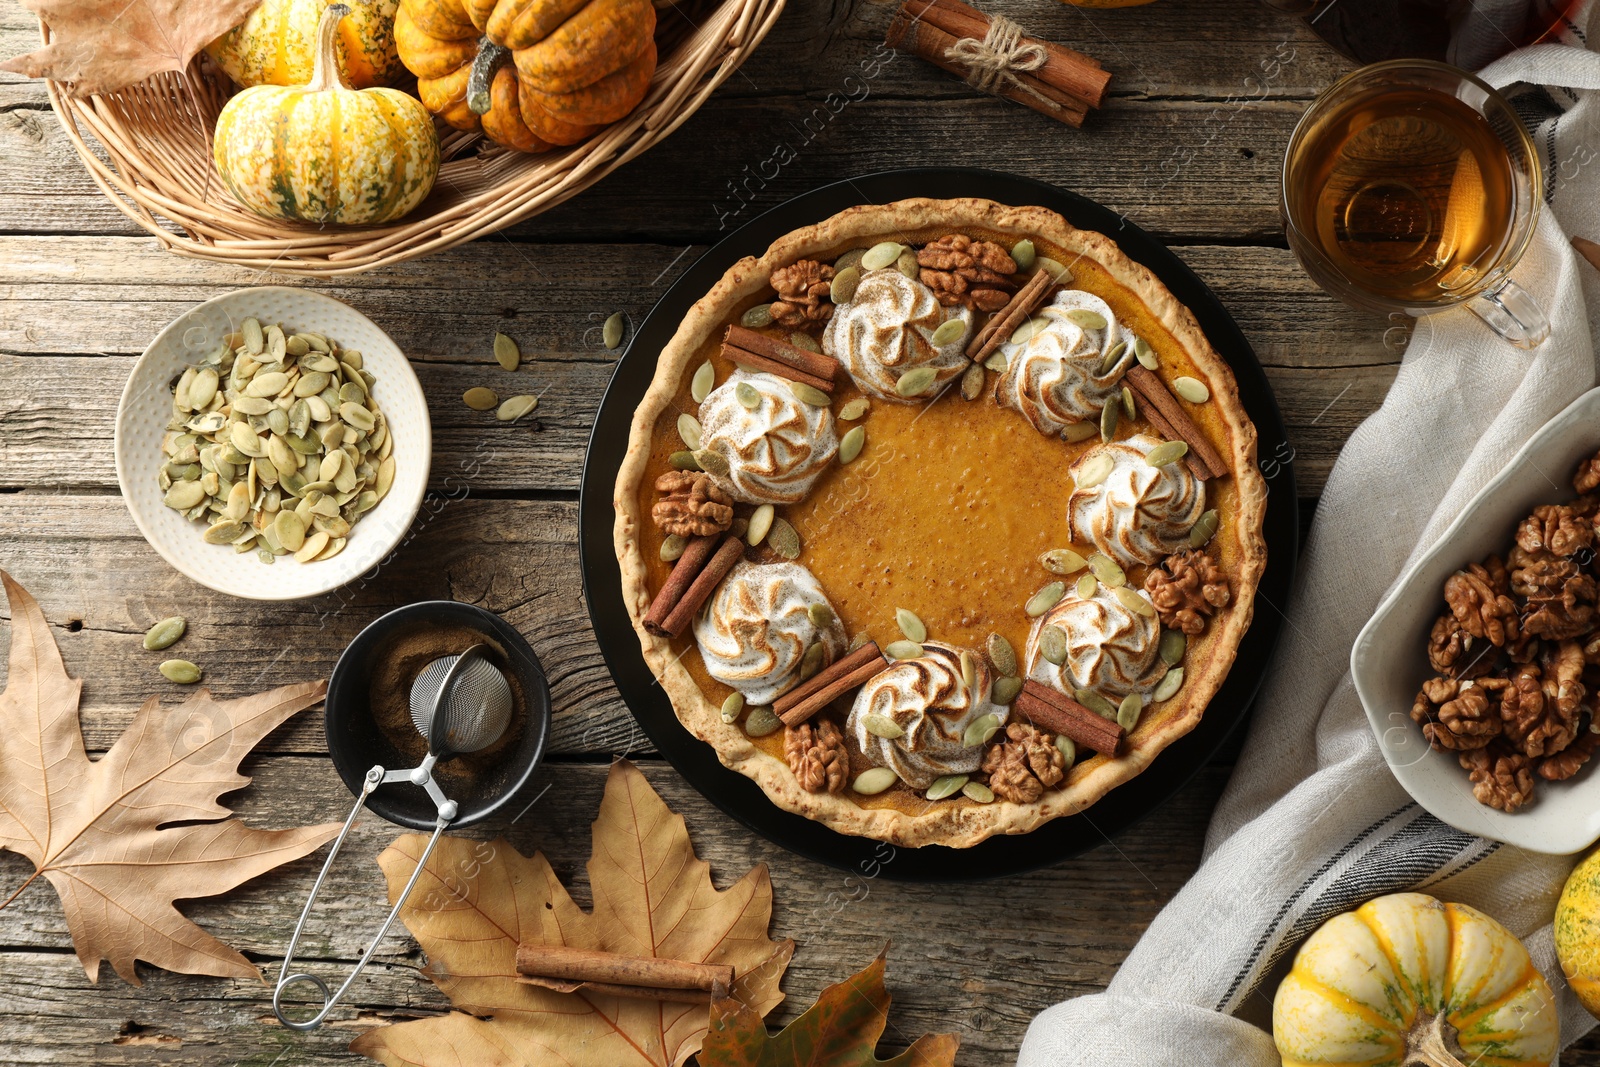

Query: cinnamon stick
[[1015, 681, 1123, 755], [1124, 365, 1227, 480], [643, 533, 723, 636], [658, 536, 746, 638], [775, 641, 890, 725], [967, 267, 1054, 361], [516, 943, 734, 1003], [1127, 389, 1214, 483], [886, 11, 1089, 129], [725, 325, 840, 383], [913, 0, 1110, 106], [723, 347, 837, 395]]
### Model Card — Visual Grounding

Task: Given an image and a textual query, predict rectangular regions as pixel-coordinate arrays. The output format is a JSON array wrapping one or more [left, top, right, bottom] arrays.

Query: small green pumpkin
[[207, 0, 405, 89], [213, 3, 439, 225]]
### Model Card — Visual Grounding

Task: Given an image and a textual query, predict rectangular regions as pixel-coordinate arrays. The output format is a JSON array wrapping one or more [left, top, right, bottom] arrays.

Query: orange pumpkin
[[394, 0, 656, 151]]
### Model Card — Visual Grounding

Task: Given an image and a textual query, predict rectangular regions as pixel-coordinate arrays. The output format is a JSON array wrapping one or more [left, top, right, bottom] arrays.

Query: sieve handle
[[273, 765, 451, 1032]]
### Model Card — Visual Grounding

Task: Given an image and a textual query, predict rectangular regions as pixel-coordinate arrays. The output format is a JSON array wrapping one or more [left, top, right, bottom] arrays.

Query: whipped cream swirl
[[1069, 434, 1205, 567], [822, 269, 973, 400], [1025, 585, 1161, 701], [694, 559, 846, 706], [697, 369, 838, 505], [846, 641, 1002, 789], [997, 289, 1138, 436]]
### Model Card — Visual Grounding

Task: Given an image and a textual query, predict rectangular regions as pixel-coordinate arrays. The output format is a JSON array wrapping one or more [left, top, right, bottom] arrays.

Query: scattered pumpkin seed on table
[[463, 387, 498, 410], [1190, 508, 1220, 548], [603, 312, 625, 350], [789, 332, 821, 354], [1063, 420, 1097, 443], [143, 616, 187, 651], [1117, 693, 1143, 731], [895, 366, 937, 397], [931, 318, 966, 347], [789, 382, 832, 407], [1145, 440, 1188, 467], [1134, 336, 1158, 369], [493, 332, 520, 371], [807, 602, 835, 628], [960, 361, 985, 401], [669, 450, 701, 472], [160, 659, 202, 684], [1087, 553, 1126, 588], [1159, 629, 1187, 665]]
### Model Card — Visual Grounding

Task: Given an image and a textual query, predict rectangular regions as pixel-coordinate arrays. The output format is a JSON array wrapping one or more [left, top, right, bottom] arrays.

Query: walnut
[[769, 259, 834, 328], [1507, 630, 1543, 665], [1516, 503, 1595, 558], [1427, 612, 1498, 678], [1459, 743, 1536, 812], [1538, 726, 1599, 781], [980, 722, 1066, 803], [1575, 447, 1600, 494], [1500, 641, 1584, 758], [784, 719, 848, 794], [1411, 676, 1503, 751], [1444, 560, 1518, 647], [1508, 544, 1576, 597], [1144, 550, 1231, 636], [651, 471, 733, 538], [916, 234, 1017, 312], [1522, 568, 1597, 640]]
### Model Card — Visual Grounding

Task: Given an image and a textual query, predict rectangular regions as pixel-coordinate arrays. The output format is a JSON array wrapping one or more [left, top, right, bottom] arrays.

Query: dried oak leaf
[[1, 0, 263, 97], [350, 760, 794, 1067], [0, 570, 338, 982], [699, 948, 959, 1067]]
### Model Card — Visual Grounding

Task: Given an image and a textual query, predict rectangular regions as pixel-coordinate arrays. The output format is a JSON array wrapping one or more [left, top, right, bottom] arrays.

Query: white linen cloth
[[1019, 12, 1600, 1065]]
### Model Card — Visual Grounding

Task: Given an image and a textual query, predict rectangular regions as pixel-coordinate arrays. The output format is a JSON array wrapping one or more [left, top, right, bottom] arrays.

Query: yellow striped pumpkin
[[213, 3, 439, 225], [1556, 847, 1600, 1019], [207, 0, 404, 89], [1273, 893, 1558, 1067]]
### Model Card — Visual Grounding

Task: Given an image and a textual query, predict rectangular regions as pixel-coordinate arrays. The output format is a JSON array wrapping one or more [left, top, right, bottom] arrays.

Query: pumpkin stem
[[305, 3, 353, 93], [468, 40, 512, 116], [1400, 1011, 1468, 1067]]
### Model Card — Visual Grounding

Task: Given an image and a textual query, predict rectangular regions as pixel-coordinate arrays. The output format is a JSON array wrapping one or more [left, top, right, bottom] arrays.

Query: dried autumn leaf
[[0, 569, 339, 982], [700, 949, 960, 1067], [350, 760, 795, 1067], [0, 0, 262, 97]]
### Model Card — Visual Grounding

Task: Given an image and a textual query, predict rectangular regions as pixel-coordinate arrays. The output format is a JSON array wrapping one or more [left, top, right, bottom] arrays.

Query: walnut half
[[769, 259, 834, 328], [917, 234, 1017, 312], [981, 722, 1065, 803], [1458, 743, 1536, 812], [652, 471, 733, 538], [784, 719, 848, 795], [1145, 549, 1230, 636], [1444, 558, 1518, 647], [1410, 676, 1503, 751]]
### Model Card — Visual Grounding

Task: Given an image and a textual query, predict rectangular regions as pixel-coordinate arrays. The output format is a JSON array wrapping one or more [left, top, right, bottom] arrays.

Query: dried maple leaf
[[0, 569, 339, 983], [700, 949, 960, 1067], [0, 0, 262, 97], [350, 760, 795, 1067]]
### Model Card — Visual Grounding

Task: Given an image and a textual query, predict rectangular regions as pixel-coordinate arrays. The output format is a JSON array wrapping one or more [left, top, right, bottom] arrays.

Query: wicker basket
[[42, 0, 783, 275]]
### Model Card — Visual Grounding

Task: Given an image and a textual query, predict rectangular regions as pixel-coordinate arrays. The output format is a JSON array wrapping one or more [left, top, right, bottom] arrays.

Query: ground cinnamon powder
[[368, 621, 525, 783]]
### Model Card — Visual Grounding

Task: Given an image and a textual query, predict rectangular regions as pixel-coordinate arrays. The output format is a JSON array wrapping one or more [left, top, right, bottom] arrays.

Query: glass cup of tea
[[1282, 60, 1549, 348]]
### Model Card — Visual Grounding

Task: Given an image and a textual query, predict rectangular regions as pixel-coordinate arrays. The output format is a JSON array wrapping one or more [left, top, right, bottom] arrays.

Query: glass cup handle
[[1465, 278, 1550, 350]]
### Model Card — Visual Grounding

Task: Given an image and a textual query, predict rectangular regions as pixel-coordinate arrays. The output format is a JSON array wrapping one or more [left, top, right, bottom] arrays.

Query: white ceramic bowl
[[1352, 387, 1600, 854], [114, 287, 430, 601]]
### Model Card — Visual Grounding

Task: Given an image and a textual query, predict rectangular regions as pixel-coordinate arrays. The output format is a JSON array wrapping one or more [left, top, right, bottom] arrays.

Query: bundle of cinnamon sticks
[[643, 533, 746, 638], [724, 325, 841, 392], [1014, 680, 1124, 756], [886, 0, 1111, 128]]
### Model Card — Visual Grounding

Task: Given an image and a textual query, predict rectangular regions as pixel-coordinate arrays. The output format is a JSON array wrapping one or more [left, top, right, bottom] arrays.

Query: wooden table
[[2, 0, 1594, 1062]]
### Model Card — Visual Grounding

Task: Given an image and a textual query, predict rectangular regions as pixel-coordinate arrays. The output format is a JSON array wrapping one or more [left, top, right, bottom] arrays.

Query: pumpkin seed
[[603, 312, 625, 350], [838, 397, 870, 421], [160, 659, 202, 684], [1039, 624, 1068, 665], [790, 381, 832, 407], [986, 632, 1017, 676], [838, 425, 866, 464], [800, 641, 825, 681], [1075, 688, 1118, 719], [1134, 336, 1157, 370], [190, 368, 219, 409], [677, 413, 703, 450], [847, 632, 872, 653], [285, 334, 310, 357], [245, 371, 289, 398], [740, 302, 775, 328], [744, 706, 782, 737], [1145, 440, 1188, 468], [720, 691, 745, 724], [1056, 735, 1077, 766], [861, 241, 904, 271], [1009, 316, 1045, 345], [1115, 588, 1154, 620], [960, 650, 978, 692], [1098, 340, 1127, 375], [896, 249, 920, 280], [202, 520, 247, 545], [1122, 386, 1136, 421], [895, 366, 938, 397], [962, 780, 995, 804], [1153, 667, 1184, 702], [660, 534, 687, 562], [984, 350, 1009, 372], [164, 481, 207, 510], [693, 448, 731, 478], [834, 248, 866, 273], [926, 774, 968, 801], [1076, 451, 1113, 489], [746, 503, 775, 547], [1011, 238, 1036, 270], [1040, 548, 1087, 575], [991, 676, 1023, 705], [1189, 509, 1219, 549], [1075, 572, 1098, 599], [1100, 398, 1119, 442], [462, 387, 498, 411], [830, 266, 861, 304], [274, 510, 308, 552], [963, 713, 1002, 748], [242, 318, 264, 355], [691, 361, 716, 403], [494, 332, 520, 371], [1159, 629, 1187, 666], [1087, 553, 1126, 588], [1063, 420, 1098, 443], [1026, 581, 1065, 617], [931, 318, 966, 347], [960, 361, 985, 401], [498, 395, 538, 421], [1066, 308, 1108, 330], [1172, 376, 1210, 403], [733, 381, 763, 411], [895, 608, 927, 644], [863, 713, 904, 739], [1034, 256, 1073, 283], [852, 767, 898, 795], [806, 602, 835, 630], [767, 517, 800, 559], [669, 450, 702, 472], [884, 639, 923, 660], [789, 331, 820, 354], [142, 616, 187, 651], [257, 547, 277, 564]]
